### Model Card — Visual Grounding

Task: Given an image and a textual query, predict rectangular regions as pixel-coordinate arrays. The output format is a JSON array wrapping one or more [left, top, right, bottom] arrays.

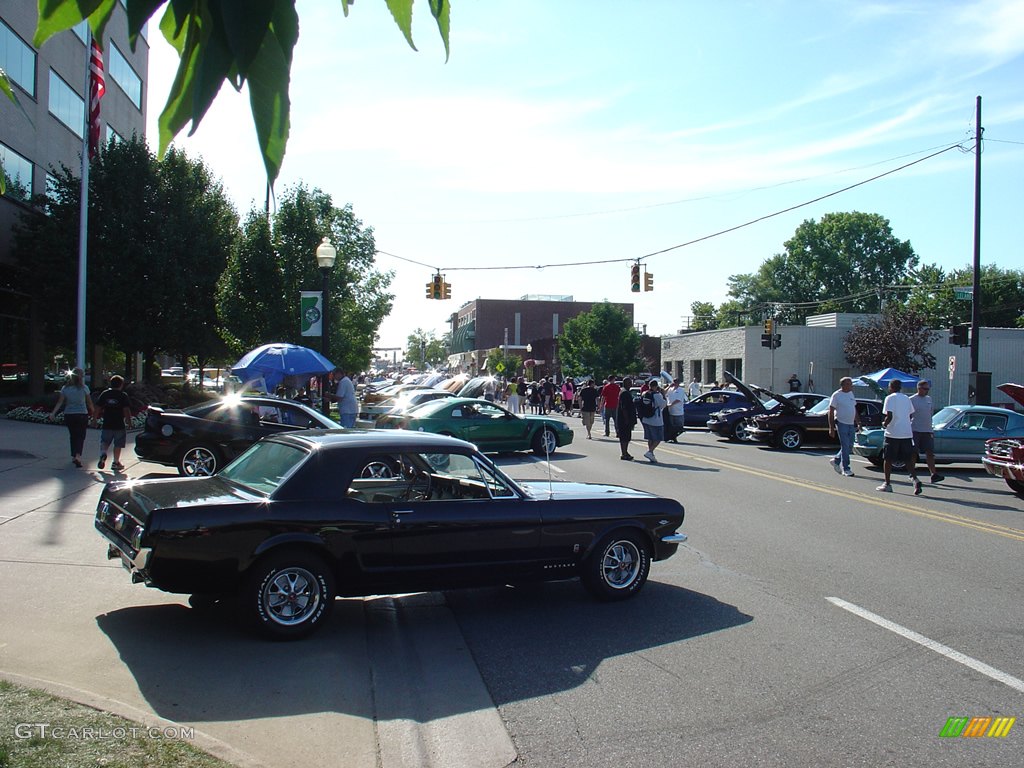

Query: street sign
[[948, 355, 956, 380], [953, 287, 973, 300]]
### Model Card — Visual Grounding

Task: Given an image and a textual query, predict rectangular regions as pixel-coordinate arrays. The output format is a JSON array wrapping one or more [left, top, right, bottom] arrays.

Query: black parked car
[[746, 396, 883, 450], [706, 372, 827, 441], [97, 430, 687, 639], [683, 389, 756, 427], [134, 395, 338, 477]]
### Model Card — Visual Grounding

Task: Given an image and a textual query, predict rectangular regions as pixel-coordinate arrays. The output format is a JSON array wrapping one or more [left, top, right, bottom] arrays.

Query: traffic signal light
[[949, 324, 969, 346], [425, 279, 435, 299], [441, 280, 451, 300], [630, 263, 641, 292], [644, 271, 654, 292], [763, 318, 774, 334]]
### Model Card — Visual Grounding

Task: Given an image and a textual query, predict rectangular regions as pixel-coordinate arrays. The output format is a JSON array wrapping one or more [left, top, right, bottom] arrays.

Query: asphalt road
[[463, 423, 1024, 767]]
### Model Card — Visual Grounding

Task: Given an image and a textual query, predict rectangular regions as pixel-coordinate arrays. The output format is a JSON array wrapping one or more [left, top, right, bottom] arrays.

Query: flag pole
[[76, 34, 91, 372]]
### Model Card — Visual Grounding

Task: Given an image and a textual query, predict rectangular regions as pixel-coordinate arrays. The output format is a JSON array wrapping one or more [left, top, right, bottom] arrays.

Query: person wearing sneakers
[[95, 374, 132, 472], [578, 379, 599, 439], [640, 378, 667, 463], [614, 377, 638, 460], [827, 376, 859, 476], [877, 379, 922, 495], [909, 379, 944, 484]]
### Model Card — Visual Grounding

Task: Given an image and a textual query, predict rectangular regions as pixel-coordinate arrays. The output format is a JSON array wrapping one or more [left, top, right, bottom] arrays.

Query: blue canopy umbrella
[[852, 367, 919, 396], [231, 343, 336, 391]]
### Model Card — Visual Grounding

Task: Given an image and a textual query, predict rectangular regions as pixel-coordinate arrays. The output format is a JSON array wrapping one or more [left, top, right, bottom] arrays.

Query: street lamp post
[[316, 236, 337, 417]]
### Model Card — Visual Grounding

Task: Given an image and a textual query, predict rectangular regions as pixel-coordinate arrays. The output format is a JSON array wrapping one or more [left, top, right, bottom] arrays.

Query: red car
[[980, 384, 1024, 497]]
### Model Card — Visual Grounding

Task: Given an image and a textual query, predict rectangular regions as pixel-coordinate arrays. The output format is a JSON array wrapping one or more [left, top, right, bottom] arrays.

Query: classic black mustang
[[97, 430, 687, 639]]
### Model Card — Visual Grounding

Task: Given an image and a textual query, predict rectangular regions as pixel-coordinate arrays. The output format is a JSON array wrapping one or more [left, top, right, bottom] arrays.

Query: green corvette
[[376, 397, 574, 456]]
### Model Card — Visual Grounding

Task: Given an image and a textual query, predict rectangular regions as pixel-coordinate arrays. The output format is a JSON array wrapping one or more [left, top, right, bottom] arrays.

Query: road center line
[[827, 596, 1024, 693], [664, 446, 1024, 542]]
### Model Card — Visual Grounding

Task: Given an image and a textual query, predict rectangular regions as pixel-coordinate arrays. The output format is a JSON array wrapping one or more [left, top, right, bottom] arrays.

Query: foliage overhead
[[843, 304, 938, 375], [31, 0, 451, 185], [559, 303, 643, 380], [905, 263, 1024, 329]]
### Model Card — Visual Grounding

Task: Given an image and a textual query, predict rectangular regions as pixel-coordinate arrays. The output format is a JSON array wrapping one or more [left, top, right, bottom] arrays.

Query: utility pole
[[970, 95, 982, 376]]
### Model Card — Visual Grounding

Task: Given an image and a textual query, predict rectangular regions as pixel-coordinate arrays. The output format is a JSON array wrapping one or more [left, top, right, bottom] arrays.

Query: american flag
[[87, 40, 105, 160]]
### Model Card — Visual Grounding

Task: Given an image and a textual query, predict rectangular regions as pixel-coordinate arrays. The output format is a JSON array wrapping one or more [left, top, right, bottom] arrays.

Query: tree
[[728, 212, 918, 324], [843, 304, 938, 374], [404, 329, 445, 369], [218, 185, 394, 372], [906, 263, 1024, 329], [14, 137, 237, 379], [689, 301, 717, 331], [560, 303, 643, 380], [484, 348, 522, 378], [31, 1, 451, 186]]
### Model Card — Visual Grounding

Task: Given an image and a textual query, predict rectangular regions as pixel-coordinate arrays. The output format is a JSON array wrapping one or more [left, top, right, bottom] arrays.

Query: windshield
[[219, 440, 309, 495], [807, 398, 831, 415], [932, 407, 961, 429]]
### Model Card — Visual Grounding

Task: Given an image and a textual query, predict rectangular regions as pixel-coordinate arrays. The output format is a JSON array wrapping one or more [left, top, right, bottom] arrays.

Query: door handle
[[392, 510, 413, 523]]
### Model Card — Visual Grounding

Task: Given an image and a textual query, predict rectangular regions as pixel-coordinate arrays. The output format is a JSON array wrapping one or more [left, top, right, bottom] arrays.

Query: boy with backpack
[[638, 379, 666, 463]]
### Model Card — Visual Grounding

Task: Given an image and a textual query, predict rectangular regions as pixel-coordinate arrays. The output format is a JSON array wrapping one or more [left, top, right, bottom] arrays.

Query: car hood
[[998, 383, 1024, 408], [519, 481, 657, 501], [722, 371, 798, 414]]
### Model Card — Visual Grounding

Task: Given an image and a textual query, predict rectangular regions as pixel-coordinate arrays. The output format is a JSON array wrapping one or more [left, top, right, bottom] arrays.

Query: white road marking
[[827, 596, 1024, 693], [531, 457, 565, 474]]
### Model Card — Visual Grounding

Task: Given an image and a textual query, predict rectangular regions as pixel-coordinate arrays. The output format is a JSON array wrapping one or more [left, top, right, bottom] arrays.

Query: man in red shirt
[[599, 377, 621, 437]]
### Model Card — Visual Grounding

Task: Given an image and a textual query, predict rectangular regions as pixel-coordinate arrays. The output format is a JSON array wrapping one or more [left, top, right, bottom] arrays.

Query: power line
[[377, 141, 969, 273]]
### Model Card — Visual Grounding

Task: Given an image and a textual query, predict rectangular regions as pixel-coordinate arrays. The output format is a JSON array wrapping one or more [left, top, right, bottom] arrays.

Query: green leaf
[[34, 0, 117, 47], [245, 2, 297, 185], [157, 4, 204, 157], [384, 0, 417, 51], [218, 0, 277, 78], [125, 0, 165, 50], [428, 0, 450, 61]]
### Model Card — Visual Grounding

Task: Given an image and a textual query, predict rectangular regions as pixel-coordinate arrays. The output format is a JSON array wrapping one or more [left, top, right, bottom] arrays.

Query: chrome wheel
[[778, 428, 803, 450], [360, 460, 397, 478], [601, 539, 641, 590], [533, 427, 557, 456], [582, 530, 651, 601], [262, 566, 321, 626], [180, 445, 219, 476]]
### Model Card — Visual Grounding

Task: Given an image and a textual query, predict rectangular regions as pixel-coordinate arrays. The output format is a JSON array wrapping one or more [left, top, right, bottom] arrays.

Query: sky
[[144, 0, 1024, 353]]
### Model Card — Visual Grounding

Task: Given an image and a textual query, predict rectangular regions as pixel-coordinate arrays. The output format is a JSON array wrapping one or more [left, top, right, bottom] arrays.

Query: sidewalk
[[0, 417, 515, 768]]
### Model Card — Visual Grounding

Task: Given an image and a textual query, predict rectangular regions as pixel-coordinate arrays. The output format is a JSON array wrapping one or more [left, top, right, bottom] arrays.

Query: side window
[[347, 454, 420, 503]]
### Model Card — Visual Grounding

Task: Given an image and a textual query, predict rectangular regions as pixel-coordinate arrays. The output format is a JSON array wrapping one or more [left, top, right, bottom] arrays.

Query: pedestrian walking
[[49, 367, 94, 467], [482, 377, 496, 402], [909, 379, 944, 484], [578, 379, 599, 439], [827, 376, 859, 476], [640, 379, 667, 463], [665, 378, 686, 443], [599, 377, 620, 437], [94, 374, 132, 471], [688, 377, 702, 400], [877, 379, 921, 495], [561, 378, 575, 417], [614, 377, 637, 460]]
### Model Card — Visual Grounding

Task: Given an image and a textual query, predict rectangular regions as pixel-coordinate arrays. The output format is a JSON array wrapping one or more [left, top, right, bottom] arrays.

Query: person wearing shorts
[[640, 379, 667, 464], [95, 374, 132, 472], [878, 379, 921, 495], [577, 379, 599, 439], [909, 379, 944, 484]]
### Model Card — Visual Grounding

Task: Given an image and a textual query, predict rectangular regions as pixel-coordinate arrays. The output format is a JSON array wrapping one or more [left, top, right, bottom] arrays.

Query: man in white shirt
[[328, 368, 359, 428], [665, 378, 686, 443], [909, 379, 944, 484], [827, 376, 859, 476], [687, 378, 702, 400], [878, 379, 921, 495]]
